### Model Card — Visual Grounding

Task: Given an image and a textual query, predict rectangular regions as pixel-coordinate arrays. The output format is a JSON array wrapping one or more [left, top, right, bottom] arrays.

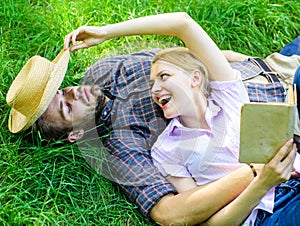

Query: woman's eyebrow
[[156, 70, 166, 76]]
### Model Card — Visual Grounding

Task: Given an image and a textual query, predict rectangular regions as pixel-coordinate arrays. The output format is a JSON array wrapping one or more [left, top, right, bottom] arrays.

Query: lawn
[[1, 0, 300, 225]]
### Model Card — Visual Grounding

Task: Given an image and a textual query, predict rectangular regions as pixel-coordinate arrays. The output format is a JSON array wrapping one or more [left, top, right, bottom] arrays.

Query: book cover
[[239, 102, 296, 163]]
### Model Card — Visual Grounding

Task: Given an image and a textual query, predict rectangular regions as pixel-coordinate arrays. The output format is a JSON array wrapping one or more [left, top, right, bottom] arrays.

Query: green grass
[[1, 0, 300, 225]]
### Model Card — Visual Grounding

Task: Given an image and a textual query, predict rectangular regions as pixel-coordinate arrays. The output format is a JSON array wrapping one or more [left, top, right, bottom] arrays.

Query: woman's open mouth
[[158, 95, 171, 108]]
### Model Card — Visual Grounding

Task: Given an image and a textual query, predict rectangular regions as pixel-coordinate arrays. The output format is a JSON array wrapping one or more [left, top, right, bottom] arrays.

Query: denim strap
[[251, 58, 281, 84]]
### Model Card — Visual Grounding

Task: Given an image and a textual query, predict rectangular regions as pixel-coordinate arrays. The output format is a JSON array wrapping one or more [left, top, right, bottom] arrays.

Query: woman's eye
[[160, 73, 169, 80], [62, 90, 66, 95]]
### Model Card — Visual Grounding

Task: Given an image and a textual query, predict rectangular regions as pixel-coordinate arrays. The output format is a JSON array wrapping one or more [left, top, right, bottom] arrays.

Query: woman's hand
[[200, 139, 297, 226], [255, 139, 297, 189], [291, 167, 300, 178], [64, 26, 108, 51]]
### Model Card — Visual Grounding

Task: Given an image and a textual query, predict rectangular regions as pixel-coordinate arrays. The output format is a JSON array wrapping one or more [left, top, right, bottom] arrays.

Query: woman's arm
[[64, 12, 235, 81], [202, 140, 297, 226], [150, 139, 297, 226], [150, 164, 255, 225]]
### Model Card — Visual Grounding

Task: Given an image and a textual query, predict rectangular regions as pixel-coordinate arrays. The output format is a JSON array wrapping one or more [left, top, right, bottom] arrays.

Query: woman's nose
[[151, 81, 162, 94]]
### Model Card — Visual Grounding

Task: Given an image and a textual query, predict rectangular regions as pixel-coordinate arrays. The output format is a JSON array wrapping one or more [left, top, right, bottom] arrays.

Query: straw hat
[[6, 49, 70, 133]]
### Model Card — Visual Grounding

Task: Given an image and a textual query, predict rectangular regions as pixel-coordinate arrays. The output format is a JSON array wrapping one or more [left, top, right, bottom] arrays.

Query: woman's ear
[[191, 70, 202, 88], [67, 129, 85, 143]]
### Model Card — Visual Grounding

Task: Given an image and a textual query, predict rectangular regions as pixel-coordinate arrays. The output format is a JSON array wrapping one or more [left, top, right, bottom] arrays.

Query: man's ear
[[191, 70, 202, 88], [67, 129, 85, 143]]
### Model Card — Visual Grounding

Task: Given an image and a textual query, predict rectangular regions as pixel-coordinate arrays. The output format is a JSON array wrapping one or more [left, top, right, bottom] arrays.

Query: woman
[[149, 44, 299, 225], [64, 12, 299, 225]]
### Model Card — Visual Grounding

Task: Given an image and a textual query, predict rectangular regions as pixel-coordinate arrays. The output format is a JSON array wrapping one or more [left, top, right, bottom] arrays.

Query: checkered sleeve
[[82, 49, 176, 219], [105, 130, 176, 218], [105, 86, 176, 218], [230, 59, 286, 102]]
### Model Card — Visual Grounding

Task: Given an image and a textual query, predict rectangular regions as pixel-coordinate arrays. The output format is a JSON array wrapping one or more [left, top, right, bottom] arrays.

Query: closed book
[[239, 102, 296, 163]]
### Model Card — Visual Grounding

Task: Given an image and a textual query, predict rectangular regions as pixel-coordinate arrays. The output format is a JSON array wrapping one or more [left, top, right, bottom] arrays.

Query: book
[[239, 85, 297, 163]]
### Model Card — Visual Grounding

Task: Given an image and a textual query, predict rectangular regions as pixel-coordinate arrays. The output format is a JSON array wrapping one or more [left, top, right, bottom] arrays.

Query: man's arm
[[166, 176, 198, 193], [222, 50, 249, 62], [150, 164, 254, 225]]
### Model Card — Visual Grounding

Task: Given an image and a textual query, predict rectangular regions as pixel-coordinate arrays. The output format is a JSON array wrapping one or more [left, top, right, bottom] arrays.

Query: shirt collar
[[167, 100, 221, 137], [205, 99, 221, 127]]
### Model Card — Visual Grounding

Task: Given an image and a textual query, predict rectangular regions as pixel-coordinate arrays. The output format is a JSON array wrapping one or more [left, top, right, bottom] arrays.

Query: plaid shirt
[[82, 49, 285, 219], [230, 59, 286, 102], [83, 49, 176, 219]]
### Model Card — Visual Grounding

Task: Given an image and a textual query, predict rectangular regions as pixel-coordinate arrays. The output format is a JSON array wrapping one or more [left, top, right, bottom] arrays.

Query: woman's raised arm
[[64, 12, 235, 81]]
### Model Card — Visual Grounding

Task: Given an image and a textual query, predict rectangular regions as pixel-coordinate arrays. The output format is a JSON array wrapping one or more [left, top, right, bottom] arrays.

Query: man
[[7, 48, 177, 219]]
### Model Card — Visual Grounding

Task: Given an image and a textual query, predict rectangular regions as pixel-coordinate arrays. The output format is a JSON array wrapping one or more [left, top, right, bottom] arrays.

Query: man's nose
[[65, 88, 79, 100]]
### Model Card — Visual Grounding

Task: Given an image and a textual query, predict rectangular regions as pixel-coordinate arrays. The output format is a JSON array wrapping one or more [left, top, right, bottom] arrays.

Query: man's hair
[[152, 47, 210, 98], [33, 115, 73, 141]]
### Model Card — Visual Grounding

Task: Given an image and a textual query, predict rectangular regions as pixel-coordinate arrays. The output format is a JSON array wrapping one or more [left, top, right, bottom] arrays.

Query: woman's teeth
[[158, 95, 171, 106]]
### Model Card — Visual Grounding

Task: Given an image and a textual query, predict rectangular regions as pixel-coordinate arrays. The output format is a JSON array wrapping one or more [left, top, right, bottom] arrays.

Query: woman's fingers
[[281, 144, 297, 179], [257, 140, 297, 188], [63, 26, 107, 51], [63, 27, 84, 50], [71, 31, 78, 47], [64, 33, 71, 50], [70, 42, 88, 52], [269, 139, 294, 164], [268, 140, 297, 182]]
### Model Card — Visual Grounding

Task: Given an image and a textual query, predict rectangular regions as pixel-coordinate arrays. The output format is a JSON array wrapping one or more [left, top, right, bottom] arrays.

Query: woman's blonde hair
[[152, 47, 210, 98]]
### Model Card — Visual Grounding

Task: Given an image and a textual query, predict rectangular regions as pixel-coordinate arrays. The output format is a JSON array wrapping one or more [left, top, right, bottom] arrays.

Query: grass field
[[1, 0, 300, 225]]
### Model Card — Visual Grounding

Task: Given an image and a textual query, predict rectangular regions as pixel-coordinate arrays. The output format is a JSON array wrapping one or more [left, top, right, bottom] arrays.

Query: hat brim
[[8, 49, 70, 133]]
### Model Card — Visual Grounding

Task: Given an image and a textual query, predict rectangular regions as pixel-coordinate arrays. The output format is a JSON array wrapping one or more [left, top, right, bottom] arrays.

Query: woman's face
[[150, 61, 196, 119]]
